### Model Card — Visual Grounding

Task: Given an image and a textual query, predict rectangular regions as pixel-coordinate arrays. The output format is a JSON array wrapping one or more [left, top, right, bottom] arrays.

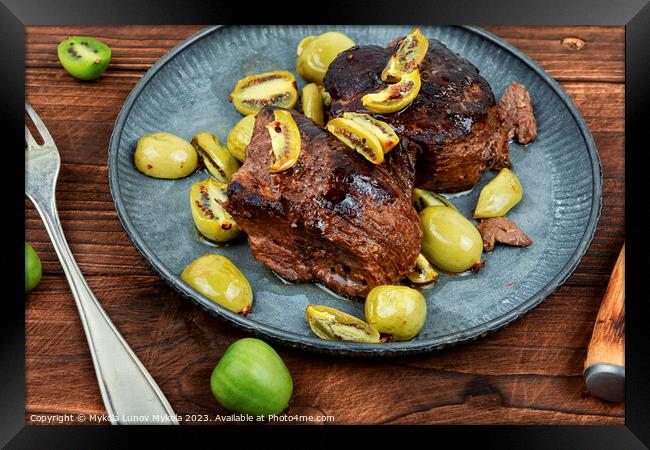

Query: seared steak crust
[[324, 40, 511, 193], [225, 107, 422, 298]]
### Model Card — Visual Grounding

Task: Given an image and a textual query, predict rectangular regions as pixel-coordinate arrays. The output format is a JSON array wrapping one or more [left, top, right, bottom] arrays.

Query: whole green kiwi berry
[[210, 338, 293, 416], [25, 242, 42, 292]]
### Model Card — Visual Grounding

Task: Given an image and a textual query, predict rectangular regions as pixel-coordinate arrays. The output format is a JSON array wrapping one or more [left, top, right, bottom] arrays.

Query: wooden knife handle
[[583, 244, 625, 402]]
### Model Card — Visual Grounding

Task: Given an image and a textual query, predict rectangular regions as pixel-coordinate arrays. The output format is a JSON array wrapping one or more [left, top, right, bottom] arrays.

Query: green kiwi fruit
[[57, 36, 111, 81]]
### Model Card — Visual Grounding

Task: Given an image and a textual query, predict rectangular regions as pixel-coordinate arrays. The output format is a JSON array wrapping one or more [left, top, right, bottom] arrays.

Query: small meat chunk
[[476, 217, 533, 252], [498, 81, 537, 144]]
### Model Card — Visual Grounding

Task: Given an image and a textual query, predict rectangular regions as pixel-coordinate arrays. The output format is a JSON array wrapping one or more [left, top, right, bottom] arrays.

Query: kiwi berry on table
[[57, 36, 111, 81], [210, 338, 293, 416], [25, 242, 42, 292]]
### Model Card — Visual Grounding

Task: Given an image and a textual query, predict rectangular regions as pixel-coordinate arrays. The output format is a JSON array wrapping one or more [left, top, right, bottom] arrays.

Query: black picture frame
[[5, 0, 649, 447]]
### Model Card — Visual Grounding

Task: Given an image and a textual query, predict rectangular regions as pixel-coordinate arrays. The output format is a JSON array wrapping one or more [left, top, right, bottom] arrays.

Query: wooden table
[[25, 25, 624, 425]]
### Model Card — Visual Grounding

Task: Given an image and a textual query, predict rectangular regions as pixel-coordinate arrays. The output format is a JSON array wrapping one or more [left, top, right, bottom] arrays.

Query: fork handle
[[32, 199, 179, 425]]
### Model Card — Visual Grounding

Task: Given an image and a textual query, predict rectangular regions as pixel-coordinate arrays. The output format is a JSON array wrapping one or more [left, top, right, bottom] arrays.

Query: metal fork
[[25, 103, 179, 425]]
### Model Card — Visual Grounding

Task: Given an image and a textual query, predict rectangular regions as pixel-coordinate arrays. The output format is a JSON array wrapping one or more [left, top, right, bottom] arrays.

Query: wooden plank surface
[[24, 25, 625, 425]]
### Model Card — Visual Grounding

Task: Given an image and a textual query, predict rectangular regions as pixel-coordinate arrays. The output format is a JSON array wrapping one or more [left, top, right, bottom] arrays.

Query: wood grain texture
[[24, 25, 624, 425]]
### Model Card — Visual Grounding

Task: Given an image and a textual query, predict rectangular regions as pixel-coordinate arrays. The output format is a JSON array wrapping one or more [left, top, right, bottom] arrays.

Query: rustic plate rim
[[108, 25, 602, 357]]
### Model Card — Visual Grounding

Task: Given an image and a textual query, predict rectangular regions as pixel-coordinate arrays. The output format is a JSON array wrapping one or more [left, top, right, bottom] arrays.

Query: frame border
[[8, 0, 649, 447]]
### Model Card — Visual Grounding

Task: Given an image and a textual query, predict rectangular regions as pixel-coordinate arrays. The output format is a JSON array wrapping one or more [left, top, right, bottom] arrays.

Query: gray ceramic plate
[[108, 25, 601, 356]]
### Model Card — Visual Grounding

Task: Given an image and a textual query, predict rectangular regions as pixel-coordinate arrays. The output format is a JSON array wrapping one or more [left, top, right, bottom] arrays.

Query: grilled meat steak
[[225, 107, 422, 298], [324, 40, 511, 193]]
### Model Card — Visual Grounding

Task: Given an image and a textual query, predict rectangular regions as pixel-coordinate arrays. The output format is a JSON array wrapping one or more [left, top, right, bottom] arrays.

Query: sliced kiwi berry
[[191, 132, 240, 183], [412, 188, 458, 212], [57, 36, 111, 81], [189, 178, 240, 243], [361, 70, 421, 114], [266, 109, 302, 173], [326, 117, 385, 165], [381, 27, 429, 82], [342, 112, 399, 153], [407, 254, 438, 285], [231, 71, 298, 116]]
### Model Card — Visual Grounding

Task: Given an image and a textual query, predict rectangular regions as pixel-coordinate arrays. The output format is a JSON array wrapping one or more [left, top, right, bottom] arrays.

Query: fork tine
[[25, 124, 40, 150], [25, 103, 55, 147]]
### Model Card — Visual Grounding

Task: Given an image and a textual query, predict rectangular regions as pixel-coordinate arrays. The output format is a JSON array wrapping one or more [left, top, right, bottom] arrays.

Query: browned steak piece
[[499, 81, 538, 144], [225, 107, 422, 298], [476, 217, 533, 252], [382, 138, 419, 193], [324, 39, 511, 193]]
